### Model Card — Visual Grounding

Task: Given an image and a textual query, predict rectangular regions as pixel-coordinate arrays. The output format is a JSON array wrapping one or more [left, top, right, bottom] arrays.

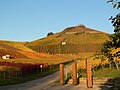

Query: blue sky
[[0, 0, 118, 41]]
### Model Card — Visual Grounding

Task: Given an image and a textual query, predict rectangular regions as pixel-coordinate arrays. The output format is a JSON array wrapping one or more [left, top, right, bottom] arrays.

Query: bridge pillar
[[86, 58, 93, 88], [60, 64, 64, 85]]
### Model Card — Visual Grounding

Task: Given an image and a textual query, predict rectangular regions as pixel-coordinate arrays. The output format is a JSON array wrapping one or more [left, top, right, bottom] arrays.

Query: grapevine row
[[0, 62, 48, 79], [28, 44, 101, 55]]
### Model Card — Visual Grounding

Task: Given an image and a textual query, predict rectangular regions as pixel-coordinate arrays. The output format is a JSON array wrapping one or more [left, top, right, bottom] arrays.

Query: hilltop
[[63, 25, 100, 34], [25, 25, 109, 56]]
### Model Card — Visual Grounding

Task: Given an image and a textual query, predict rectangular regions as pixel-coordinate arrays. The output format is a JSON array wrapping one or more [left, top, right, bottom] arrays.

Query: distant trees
[[63, 24, 86, 32], [47, 32, 54, 36], [101, 0, 120, 70], [77, 24, 86, 28]]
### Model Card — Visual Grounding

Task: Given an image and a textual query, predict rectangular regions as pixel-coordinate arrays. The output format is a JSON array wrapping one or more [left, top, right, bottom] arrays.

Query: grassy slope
[[0, 40, 32, 52], [26, 33, 109, 46], [93, 67, 120, 77], [26, 33, 64, 46], [25, 27, 109, 58], [26, 26, 109, 46], [0, 42, 28, 58], [78, 67, 120, 78]]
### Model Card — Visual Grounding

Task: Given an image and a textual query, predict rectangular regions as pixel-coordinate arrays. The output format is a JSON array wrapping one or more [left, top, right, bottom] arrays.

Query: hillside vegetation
[[26, 26, 109, 56], [0, 40, 63, 60]]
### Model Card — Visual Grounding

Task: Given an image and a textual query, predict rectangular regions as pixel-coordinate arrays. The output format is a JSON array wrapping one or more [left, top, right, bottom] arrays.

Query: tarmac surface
[[0, 71, 113, 90]]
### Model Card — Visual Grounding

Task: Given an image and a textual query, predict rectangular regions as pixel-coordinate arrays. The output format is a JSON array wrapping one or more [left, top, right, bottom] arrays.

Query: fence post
[[86, 58, 93, 88], [72, 62, 78, 85], [60, 64, 64, 85]]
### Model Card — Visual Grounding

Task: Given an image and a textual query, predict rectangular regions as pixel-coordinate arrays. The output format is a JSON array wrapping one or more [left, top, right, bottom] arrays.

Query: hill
[[25, 25, 110, 56], [0, 40, 60, 59]]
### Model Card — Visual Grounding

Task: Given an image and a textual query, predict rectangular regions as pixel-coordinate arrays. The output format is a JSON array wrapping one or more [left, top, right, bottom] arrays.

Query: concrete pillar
[[86, 58, 93, 88], [72, 62, 78, 85], [60, 64, 64, 85]]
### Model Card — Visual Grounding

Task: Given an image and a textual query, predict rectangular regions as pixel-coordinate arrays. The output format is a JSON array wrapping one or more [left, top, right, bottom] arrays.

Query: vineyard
[[0, 41, 66, 59], [27, 44, 102, 55], [0, 43, 28, 59], [0, 61, 48, 79], [26, 26, 109, 55]]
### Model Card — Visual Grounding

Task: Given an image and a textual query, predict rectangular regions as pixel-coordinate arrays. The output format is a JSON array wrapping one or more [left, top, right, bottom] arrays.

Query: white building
[[2, 55, 11, 59]]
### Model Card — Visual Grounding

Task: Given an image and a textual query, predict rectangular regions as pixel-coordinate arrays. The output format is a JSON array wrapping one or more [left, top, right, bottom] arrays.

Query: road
[[0, 71, 60, 90]]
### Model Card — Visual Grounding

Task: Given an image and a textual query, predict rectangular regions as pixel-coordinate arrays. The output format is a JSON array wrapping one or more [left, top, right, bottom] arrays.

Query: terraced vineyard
[[0, 41, 64, 60], [26, 26, 109, 55], [0, 43, 28, 59], [0, 41, 72, 64]]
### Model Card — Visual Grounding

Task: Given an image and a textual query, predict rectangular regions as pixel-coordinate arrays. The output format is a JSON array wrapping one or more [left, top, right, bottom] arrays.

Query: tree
[[47, 32, 54, 36], [101, 0, 120, 70]]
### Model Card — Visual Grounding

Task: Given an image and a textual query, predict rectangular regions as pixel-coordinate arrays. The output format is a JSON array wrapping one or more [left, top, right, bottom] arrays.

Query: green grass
[[78, 67, 120, 78], [0, 67, 59, 86], [93, 67, 120, 77]]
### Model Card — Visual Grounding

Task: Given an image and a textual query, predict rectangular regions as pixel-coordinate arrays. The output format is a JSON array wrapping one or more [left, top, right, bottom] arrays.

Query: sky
[[0, 0, 118, 41]]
